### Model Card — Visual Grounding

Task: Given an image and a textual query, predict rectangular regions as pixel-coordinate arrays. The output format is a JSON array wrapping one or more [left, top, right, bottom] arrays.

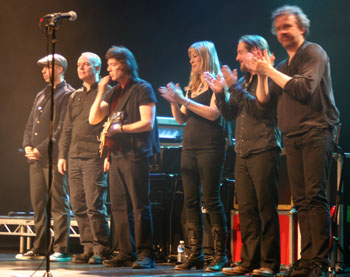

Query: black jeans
[[181, 148, 226, 228], [235, 148, 280, 272], [283, 128, 334, 267], [68, 157, 110, 255], [29, 161, 71, 254], [108, 154, 154, 259]]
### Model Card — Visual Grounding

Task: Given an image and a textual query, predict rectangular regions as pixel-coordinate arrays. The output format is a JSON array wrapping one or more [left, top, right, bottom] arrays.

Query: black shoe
[[88, 253, 109, 264], [71, 252, 93, 264], [174, 254, 204, 270], [103, 254, 134, 267], [16, 249, 45, 260], [284, 260, 312, 277], [205, 255, 228, 272], [310, 263, 329, 277], [132, 256, 156, 269]]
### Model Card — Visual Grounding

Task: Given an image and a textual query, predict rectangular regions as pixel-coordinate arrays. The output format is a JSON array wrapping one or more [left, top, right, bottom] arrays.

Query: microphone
[[42, 11, 77, 22]]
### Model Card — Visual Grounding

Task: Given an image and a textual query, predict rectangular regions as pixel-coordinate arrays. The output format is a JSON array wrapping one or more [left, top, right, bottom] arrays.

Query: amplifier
[[157, 116, 185, 147], [231, 209, 299, 267], [150, 146, 182, 173], [233, 152, 292, 210], [151, 116, 184, 173]]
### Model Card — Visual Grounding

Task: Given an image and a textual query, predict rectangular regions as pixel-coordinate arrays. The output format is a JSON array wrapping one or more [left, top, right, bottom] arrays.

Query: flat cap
[[37, 54, 67, 71]]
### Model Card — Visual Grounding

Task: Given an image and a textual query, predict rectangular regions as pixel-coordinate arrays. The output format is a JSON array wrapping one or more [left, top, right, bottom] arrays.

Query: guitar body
[[98, 111, 124, 158]]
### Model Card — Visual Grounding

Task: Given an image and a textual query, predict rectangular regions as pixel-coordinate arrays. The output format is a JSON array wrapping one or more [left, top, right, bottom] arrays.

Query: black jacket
[[23, 80, 75, 163]]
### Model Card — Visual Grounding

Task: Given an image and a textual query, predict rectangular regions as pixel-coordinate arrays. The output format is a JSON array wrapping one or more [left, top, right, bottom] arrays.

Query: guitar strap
[[103, 83, 135, 160], [109, 82, 134, 116]]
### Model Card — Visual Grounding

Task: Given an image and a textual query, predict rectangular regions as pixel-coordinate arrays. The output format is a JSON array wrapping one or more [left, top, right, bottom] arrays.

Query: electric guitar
[[98, 111, 124, 158]]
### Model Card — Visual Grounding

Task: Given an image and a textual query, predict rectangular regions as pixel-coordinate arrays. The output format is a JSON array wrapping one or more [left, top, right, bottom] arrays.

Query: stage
[[0, 251, 350, 277], [0, 251, 220, 277], [0, 249, 350, 277]]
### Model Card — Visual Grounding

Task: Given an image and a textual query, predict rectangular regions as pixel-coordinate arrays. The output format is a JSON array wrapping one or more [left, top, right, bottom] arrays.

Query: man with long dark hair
[[204, 35, 281, 276], [89, 46, 159, 269]]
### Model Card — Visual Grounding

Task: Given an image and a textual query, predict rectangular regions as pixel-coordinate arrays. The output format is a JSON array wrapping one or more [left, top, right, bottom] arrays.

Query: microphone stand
[[42, 18, 59, 277]]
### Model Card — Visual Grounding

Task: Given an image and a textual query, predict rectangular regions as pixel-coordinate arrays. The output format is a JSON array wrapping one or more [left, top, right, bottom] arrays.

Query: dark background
[[0, 0, 349, 214]]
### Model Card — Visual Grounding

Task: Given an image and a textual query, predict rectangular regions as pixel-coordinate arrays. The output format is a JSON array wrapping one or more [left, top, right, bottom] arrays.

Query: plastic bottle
[[177, 240, 185, 263]]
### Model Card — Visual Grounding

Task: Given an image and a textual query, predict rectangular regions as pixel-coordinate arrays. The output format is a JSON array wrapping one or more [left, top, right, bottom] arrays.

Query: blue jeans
[[68, 157, 110, 255]]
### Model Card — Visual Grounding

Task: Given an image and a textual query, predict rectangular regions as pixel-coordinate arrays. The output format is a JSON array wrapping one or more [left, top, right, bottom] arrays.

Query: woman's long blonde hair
[[187, 41, 221, 92]]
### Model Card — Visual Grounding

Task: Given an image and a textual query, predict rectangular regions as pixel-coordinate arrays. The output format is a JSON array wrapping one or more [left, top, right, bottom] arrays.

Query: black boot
[[205, 225, 228, 272], [174, 224, 204, 270]]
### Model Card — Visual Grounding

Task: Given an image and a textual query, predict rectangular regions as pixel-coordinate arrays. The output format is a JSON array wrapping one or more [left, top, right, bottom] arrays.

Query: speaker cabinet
[[231, 209, 299, 267], [233, 152, 293, 210]]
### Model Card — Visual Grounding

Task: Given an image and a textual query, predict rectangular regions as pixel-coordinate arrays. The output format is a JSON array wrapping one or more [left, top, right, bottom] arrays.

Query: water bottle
[[177, 240, 185, 263]]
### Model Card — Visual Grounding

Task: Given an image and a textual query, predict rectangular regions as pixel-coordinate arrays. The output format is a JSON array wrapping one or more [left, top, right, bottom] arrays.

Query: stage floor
[[0, 252, 224, 277], [1, 252, 350, 277]]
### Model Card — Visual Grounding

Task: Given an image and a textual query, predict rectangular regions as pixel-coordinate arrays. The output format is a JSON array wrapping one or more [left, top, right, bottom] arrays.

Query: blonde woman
[[159, 41, 230, 272]]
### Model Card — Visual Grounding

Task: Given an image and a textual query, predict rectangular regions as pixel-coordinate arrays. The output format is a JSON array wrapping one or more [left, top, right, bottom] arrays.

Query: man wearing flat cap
[[18, 54, 74, 261]]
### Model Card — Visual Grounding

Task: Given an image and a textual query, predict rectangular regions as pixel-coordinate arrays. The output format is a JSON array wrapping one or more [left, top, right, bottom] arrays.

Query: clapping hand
[[203, 72, 225, 93], [245, 48, 275, 76], [158, 85, 176, 103], [221, 65, 238, 88], [159, 82, 186, 105]]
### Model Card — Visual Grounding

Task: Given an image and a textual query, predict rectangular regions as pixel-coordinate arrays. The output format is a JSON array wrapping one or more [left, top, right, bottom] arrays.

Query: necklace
[[191, 83, 206, 97]]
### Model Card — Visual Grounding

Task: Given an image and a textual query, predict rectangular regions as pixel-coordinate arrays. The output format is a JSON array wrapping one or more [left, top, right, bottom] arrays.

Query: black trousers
[[68, 157, 110, 255], [108, 154, 154, 259], [181, 148, 226, 229], [235, 148, 280, 272], [29, 161, 71, 254], [283, 129, 334, 267]]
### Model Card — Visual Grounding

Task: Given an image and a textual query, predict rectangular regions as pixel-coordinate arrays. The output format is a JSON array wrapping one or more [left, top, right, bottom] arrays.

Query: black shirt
[[183, 88, 226, 151], [58, 83, 111, 160], [215, 74, 281, 157], [23, 80, 75, 163], [104, 78, 159, 160], [270, 41, 340, 136]]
